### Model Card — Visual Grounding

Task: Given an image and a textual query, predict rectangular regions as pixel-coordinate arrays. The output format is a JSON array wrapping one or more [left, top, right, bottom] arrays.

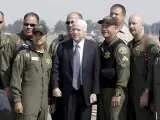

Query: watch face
[[115, 92, 121, 96], [145, 89, 149, 92]]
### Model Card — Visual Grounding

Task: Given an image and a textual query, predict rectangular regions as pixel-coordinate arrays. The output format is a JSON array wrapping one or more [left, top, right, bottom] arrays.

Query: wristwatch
[[144, 88, 149, 92], [114, 92, 121, 97]]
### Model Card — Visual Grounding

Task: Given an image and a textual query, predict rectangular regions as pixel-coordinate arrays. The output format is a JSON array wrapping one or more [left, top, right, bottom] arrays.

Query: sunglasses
[[65, 21, 74, 25], [24, 23, 36, 27], [0, 21, 3, 24]]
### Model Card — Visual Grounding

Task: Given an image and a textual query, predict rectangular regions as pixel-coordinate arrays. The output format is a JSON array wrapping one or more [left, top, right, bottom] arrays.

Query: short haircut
[[73, 19, 87, 31], [0, 11, 4, 17], [68, 12, 83, 19], [23, 12, 39, 23], [111, 4, 126, 16]]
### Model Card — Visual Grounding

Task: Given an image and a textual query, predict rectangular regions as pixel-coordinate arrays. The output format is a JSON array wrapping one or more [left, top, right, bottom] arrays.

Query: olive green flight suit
[[10, 48, 52, 120], [0, 31, 14, 120], [1, 31, 32, 88], [128, 34, 159, 120], [0, 31, 13, 88], [0, 31, 33, 119]]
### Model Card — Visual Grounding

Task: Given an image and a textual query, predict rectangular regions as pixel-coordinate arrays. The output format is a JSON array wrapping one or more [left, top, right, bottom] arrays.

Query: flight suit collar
[[31, 42, 46, 53], [17, 31, 33, 46], [18, 31, 32, 41], [133, 34, 148, 45]]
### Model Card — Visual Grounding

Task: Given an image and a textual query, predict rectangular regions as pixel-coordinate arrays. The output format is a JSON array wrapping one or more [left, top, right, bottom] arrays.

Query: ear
[[115, 25, 118, 30], [141, 24, 144, 29]]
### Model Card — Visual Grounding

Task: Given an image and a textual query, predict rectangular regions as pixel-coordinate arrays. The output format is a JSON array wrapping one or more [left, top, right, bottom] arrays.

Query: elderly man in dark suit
[[51, 19, 100, 120]]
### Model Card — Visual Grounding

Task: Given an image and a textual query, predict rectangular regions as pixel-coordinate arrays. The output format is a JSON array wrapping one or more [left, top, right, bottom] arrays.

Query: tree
[[4, 19, 23, 33], [150, 22, 160, 35], [54, 20, 66, 34]]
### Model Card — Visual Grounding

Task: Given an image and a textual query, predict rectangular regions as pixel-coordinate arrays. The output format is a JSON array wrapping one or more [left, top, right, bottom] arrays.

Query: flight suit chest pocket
[[27, 57, 42, 72], [132, 50, 146, 74]]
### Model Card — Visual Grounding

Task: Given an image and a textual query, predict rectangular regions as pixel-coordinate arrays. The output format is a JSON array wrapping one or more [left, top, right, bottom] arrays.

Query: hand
[[4, 87, 13, 100], [150, 102, 155, 112], [49, 104, 56, 114], [52, 88, 62, 97], [14, 102, 23, 113], [90, 94, 97, 104], [111, 96, 121, 107], [140, 91, 149, 108]]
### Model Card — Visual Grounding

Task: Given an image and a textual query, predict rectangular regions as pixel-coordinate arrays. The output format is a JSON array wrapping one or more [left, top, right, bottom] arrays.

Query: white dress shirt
[[73, 40, 85, 65], [73, 40, 85, 85]]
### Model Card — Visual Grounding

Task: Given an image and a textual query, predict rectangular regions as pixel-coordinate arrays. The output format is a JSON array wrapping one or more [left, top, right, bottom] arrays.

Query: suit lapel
[[67, 40, 73, 70], [68, 40, 89, 73], [82, 40, 88, 74]]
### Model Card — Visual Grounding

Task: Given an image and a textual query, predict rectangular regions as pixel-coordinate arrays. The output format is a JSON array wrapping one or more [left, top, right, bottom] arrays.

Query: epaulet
[[85, 35, 93, 40], [58, 34, 64, 41], [4, 32, 11, 36]]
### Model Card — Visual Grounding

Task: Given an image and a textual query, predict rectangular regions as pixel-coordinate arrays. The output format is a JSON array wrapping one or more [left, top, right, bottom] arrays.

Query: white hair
[[73, 19, 87, 31]]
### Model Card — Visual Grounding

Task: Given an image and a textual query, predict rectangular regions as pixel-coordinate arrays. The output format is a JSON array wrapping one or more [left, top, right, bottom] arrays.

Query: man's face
[[110, 7, 125, 26], [128, 17, 143, 36], [66, 14, 80, 35], [0, 13, 4, 30], [101, 23, 117, 38], [23, 16, 38, 37], [71, 24, 86, 42], [33, 32, 46, 46]]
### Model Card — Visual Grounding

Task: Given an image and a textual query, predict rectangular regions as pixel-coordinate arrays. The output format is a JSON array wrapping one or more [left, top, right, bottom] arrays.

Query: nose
[[111, 13, 116, 18], [129, 24, 134, 28], [27, 25, 32, 29], [112, 14, 116, 18], [68, 23, 73, 27], [74, 30, 78, 33]]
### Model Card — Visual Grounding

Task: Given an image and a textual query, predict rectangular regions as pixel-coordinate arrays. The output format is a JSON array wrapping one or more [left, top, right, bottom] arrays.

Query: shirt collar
[[73, 39, 85, 48], [116, 24, 128, 34]]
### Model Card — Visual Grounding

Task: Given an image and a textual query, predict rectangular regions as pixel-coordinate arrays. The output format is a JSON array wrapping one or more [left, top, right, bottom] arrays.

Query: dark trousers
[[0, 89, 13, 120], [65, 87, 92, 120], [52, 87, 92, 120]]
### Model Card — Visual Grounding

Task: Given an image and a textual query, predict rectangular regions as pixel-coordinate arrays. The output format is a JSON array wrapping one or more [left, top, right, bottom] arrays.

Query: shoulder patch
[[151, 46, 160, 54], [116, 46, 129, 68], [2, 38, 10, 44], [118, 46, 128, 54]]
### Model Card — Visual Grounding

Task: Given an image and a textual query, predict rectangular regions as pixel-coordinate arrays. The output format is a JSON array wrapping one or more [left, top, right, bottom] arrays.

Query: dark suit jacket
[[51, 39, 100, 106]]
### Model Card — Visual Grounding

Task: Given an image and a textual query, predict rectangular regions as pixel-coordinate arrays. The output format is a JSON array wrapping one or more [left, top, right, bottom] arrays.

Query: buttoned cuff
[[114, 86, 124, 95], [14, 96, 21, 103]]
